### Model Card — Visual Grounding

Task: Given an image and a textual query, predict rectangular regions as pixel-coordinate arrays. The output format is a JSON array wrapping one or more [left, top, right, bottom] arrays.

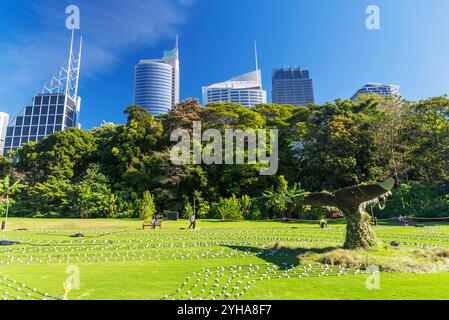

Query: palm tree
[[262, 176, 306, 219]]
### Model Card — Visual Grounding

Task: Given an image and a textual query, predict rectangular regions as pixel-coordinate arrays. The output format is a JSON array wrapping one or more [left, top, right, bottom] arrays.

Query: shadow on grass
[[226, 245, 338, 269]]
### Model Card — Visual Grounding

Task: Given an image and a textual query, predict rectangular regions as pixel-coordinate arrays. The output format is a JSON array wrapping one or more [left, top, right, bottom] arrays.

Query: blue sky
[[1, 0, 449, 129]]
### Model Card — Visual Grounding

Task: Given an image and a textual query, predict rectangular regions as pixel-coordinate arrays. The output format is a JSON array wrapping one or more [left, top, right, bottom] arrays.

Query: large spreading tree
[[304, 178, 395, 249]]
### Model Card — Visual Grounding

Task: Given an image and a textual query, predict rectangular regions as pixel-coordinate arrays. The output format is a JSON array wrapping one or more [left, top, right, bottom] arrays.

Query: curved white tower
[[134, 39, 180, 116]]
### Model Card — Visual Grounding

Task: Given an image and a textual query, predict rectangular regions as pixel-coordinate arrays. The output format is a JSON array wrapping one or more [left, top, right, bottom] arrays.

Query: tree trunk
[[343, 207, 378, 249]]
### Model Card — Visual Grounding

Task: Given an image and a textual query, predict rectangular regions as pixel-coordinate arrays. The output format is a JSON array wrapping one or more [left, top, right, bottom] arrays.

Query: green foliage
[[6, 96, 449, 220], [262, 176, 306, 218], [140, 191, 156, 220], [214, 194, 243, 221], [16, 128, 97, 183], [183, 201, 194, 219], [375, 181, 449, 218], [76, 164, 112, 219], [16, 176, 74, 217], [0, 175, 24, 217], [241, 195, 252, 219]]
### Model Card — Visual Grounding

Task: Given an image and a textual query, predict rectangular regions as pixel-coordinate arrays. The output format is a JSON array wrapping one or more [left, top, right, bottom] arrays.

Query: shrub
[[183, 201, 194, 219], [140, 191, 156, 220], [214, 194, 243, 221], [375, 181, 449, 218]]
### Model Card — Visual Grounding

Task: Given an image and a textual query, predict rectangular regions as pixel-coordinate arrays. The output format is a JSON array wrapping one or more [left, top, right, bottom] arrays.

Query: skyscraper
[[272, 67, 315, 106], [134, 39, 180, 116], [351, 83, 401, 101], [202, 43, 267, 108], [0, 112, 10, 155], [3, 31, 82, 157], [202, 70, 267, 108]]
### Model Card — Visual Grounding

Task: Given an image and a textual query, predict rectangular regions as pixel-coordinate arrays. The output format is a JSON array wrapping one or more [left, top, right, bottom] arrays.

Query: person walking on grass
[[188, 213, 196, 230]]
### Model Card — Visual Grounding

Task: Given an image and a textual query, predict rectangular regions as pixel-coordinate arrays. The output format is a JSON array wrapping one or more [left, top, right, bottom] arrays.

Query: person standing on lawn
[[188, 213, 196, 230]]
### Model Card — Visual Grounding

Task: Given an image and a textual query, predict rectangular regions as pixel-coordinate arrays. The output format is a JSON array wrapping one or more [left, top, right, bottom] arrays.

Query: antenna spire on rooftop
[[254, 41, 261, 86]]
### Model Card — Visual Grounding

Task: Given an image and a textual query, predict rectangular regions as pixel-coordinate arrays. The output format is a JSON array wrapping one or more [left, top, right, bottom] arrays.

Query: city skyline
[[1, 1, 449, 129]]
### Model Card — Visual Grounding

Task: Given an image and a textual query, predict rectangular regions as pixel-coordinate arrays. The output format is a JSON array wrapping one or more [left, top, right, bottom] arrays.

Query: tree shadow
[[226, 245, 338, 269]]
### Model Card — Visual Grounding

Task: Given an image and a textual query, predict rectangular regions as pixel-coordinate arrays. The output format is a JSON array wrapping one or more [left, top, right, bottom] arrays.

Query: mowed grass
[[1, 218, 449, 300]]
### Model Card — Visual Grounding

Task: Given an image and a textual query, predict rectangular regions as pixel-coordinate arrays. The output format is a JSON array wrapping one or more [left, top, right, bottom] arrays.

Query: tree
[[193, 190, 211, 218], [183, 200, 194, 219], [215, 195, 243, 221], [16, 128, 97, 184], [262, 176, 306, 218], [75, 164, 112, 219], [299, 99, 386, 191], [404, 97, 449, 181], [105, 193, 118, 218], [18, 176, 74, 217], [140, 191, 156, 220], [303, 178, 394, 249], [0, 176, 24, 230], [241, 195, 252, 219]]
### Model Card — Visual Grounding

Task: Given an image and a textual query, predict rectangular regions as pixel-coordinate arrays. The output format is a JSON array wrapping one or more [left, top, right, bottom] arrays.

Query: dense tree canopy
[[1, 95, 448, 220]]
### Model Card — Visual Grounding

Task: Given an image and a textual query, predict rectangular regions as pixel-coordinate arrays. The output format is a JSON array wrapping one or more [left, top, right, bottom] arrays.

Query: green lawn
[[1, 218, 449, 300]]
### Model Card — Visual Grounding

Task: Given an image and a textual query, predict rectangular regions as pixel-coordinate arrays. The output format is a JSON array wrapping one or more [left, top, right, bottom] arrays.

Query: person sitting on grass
[[397, 214, 408, 226], [319, 218, 328, 229]]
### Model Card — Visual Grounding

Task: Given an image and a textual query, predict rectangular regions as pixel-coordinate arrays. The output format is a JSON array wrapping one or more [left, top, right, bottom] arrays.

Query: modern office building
[[202, 43, 267, 108], [272, 67, 315, 106], [134, 39, 180, 116], [0, 112, 9, 155], [3, 32, 82, 157], [202, 70, 267, 108], [351, 83, 401, 101]]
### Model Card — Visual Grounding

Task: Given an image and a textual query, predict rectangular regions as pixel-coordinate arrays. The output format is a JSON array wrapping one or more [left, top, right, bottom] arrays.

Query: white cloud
[[0, 0, 194, 116]]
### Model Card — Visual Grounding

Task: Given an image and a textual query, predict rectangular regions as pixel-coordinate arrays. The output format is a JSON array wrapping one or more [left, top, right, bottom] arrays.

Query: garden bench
[[143, 219, 163, 230]]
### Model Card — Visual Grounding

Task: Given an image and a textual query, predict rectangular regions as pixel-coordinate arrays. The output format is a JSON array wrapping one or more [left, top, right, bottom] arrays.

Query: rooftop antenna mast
[[254, 41, 261, 86], [65, 28, 75, 97], [73, 36, 83, 100]]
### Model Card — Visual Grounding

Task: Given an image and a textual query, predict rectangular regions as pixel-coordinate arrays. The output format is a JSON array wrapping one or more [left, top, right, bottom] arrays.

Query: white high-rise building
[[351, 83, 401, 101], [202, 43, 267, 108], [0, 112, 10, 155], [202, 70, 267, 108], [134, 38, 180, 116]]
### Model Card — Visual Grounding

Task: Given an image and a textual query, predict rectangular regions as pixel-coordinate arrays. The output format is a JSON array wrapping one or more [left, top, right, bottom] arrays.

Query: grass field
[[1, 218, 449, 300]]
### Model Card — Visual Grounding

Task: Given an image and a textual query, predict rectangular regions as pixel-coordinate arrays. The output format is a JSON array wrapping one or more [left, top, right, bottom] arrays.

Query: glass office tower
[[134, 40, 180, 116], [272, 67, 315, 106], [134, 61, 173, 116], [3, 32, 82, 157]]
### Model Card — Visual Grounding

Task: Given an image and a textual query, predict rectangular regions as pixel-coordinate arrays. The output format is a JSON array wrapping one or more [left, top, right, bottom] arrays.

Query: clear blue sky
[[1, 0, 449, 129]]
